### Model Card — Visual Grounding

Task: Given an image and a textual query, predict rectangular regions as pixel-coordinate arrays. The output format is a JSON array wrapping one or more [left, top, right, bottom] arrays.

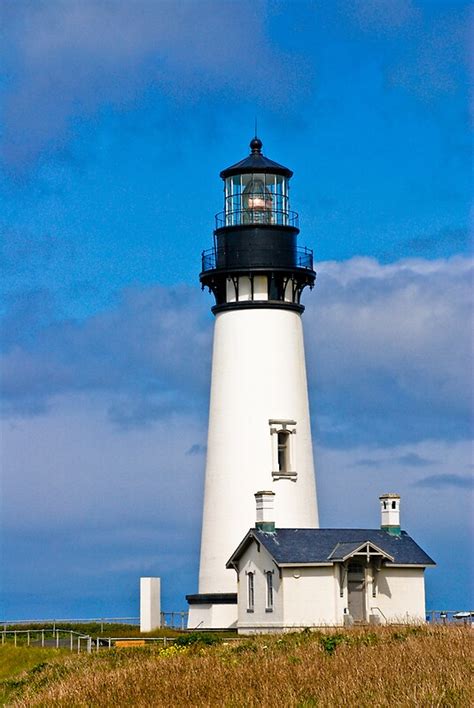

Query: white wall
[[187, 603, 212, 630], [282, 567, 337, 627], [371, 567, 426, 623], [236, 538, 283, 632], [198, 308, 318, 598], [188, 603, 238, 630]]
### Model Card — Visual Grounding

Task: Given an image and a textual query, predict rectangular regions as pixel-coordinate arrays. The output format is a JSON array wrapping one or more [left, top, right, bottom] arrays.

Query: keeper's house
[[227, 491, 435, 634]]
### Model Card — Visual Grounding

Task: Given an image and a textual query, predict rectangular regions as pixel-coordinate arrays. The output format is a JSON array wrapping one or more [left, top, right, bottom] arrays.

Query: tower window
[[392, 501, 396, 509], [269, 419, 297, 480], [265, 571, 274, 611], [277, 432, 290, 473], [247, 572, 255, 612]]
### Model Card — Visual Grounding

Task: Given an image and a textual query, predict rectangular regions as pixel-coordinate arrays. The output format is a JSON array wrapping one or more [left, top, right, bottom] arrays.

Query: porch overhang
[[328, 540, 395, 564]]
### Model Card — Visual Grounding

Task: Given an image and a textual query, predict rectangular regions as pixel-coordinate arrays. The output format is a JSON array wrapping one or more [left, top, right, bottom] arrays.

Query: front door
[[347, 562, 366, 622]]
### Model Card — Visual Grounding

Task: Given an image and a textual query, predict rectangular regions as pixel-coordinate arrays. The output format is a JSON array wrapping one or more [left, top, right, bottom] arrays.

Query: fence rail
[[161, 611, 188, 630], [0, 627, 180, 654], [2, 617, 139, 630], [2, 612, 188, 631], [1, 628, 93, 653]]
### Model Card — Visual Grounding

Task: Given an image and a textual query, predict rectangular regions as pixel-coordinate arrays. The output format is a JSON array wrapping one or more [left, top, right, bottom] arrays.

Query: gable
[[227, 530, 278, 572], [328, 541, 395, 563]]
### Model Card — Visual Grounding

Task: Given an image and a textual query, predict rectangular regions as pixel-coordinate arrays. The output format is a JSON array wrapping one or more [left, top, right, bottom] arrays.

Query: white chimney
[[255, 491, 275, 532], [379, 493, 401, 536]]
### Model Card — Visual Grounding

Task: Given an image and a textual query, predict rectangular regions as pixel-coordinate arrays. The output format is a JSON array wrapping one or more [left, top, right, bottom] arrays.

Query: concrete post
[[140, 577, 161, 632]]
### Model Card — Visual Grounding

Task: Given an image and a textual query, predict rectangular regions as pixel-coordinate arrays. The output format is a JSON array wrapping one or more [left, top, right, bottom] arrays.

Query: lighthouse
[[187, 137, 319, 629]]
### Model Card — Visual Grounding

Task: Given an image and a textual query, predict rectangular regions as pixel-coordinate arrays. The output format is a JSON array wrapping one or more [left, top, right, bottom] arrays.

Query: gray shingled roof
[[247, 528, 435, 566]]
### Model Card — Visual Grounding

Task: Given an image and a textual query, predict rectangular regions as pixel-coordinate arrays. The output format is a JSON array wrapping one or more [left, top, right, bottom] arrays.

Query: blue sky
[[1, 0, 472, 619]]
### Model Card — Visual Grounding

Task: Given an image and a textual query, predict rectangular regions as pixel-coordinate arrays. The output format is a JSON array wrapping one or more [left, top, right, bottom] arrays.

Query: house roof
[[226, 528, 436, 568]]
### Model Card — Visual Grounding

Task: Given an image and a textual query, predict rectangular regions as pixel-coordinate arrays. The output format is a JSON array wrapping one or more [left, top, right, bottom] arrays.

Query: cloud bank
[[305, 256, 473, 445], [2, 256, 472, 446]]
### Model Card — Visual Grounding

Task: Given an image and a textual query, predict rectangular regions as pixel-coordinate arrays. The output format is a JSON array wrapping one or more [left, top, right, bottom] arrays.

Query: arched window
[[392, 501, 397, 510], [247, 572, 255, 612], [265, 571, 274, 611]]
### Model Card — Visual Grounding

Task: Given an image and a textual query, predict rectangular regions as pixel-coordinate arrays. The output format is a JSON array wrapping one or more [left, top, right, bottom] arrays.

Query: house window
[[269, 419, 297, 480], [265, 571, 274, 611], [247, 572, 255, 612]]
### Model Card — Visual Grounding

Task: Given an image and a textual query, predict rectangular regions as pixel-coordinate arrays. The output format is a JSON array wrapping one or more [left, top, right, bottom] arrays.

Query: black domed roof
[[220, 137, 293, 179]]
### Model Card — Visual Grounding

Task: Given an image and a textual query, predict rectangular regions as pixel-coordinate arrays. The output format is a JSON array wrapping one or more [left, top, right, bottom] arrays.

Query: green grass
[[0, 646, 67, 705]]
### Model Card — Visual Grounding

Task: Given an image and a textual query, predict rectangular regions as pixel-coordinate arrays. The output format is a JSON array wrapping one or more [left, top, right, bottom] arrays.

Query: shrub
[[175, 632, 221, 647]]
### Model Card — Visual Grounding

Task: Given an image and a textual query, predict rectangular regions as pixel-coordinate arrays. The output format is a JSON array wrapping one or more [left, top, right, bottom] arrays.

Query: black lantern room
[[200, 137, 315, 314]]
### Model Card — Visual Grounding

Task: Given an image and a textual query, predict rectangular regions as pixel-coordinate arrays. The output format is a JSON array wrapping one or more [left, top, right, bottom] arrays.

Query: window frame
[[265, 570, 274, 612], [269, 419, 297, 480], [247, 571, 255, 613], [277, 430, 290, 474]]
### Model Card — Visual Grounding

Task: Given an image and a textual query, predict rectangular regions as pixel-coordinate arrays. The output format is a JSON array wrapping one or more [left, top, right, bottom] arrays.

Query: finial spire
[[250, 136, 262, 154]]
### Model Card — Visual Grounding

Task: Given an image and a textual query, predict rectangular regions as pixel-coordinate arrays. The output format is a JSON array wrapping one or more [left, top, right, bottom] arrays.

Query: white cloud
[[1, 1, 304, 168], [304, 256, 473, 445]]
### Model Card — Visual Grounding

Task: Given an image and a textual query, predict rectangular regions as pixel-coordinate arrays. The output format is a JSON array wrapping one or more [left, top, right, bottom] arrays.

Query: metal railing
[[1, 628, 93, 653], [1, 612, 188, 631], [216, 208, 299, 229], [0, 627, 181, 653], [201, 246, 313, 273], [1, 617, 139, 632], [160, 611, 188, 630], [369, 607, 388, 623]]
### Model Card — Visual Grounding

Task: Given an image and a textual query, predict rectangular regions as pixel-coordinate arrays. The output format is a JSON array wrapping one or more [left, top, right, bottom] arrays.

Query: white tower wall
[[198, 307, 318, 595]]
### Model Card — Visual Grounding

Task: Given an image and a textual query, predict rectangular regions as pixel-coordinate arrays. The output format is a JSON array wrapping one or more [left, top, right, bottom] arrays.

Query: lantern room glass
[[224, 173, 289, 226]]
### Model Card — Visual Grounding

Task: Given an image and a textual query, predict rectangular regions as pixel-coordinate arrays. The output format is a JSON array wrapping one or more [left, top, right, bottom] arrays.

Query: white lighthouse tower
[[187, 137, 319, 628]]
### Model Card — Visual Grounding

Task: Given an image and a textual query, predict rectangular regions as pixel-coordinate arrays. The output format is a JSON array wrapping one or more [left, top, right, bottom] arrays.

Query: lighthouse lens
[[242, 178, 273, 224], [223, 173, 289, 227]]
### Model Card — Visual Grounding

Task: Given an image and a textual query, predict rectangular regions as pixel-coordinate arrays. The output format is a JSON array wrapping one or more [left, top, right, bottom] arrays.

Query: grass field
[[0, 646, 69, 705], [1, 625, 472, 707]]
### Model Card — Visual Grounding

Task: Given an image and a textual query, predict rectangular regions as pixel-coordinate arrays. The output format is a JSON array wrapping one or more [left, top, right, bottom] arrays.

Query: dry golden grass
[[8, 626, 473, 707]]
